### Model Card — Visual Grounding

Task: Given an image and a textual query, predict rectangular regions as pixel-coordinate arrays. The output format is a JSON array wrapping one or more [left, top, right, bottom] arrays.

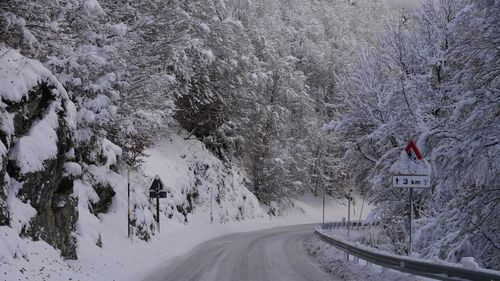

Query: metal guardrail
[[315, 224, 500, 281], [321, 221, 380, 231]]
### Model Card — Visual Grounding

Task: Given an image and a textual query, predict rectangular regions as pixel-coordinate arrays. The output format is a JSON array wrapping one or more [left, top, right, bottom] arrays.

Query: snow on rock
[[0, 141, 6, 167], [390, 150, 431, 175], [0, 109, 14, 145], [0, 48, 69, 103], [8, 103, 60, 174], [0, 47, 76, 165], [5, 177, 37, 234], [63, 161, 82, 177]]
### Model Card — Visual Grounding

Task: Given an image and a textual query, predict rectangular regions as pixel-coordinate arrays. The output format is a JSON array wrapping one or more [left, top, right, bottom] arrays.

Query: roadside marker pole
[[347, 188, 352, 238], [128, 168, 131, 239], [347, 188, 352, 262], [322, 185, 325, 227]]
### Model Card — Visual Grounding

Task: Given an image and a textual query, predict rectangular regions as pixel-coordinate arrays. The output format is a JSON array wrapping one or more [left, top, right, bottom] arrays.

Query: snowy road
[[143, 224, 337, 281]]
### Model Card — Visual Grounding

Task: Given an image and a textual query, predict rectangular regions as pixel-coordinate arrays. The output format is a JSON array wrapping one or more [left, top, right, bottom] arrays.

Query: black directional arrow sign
[[149, 190, 167, 198]]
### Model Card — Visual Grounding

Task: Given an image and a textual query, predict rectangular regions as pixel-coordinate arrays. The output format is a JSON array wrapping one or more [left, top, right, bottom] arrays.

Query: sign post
[[347, 189, 352, 238], [149, 175, 167, 233], [390, 141, 431, 255], [210, 186, 213, 224], [409, 187, 413, 254]]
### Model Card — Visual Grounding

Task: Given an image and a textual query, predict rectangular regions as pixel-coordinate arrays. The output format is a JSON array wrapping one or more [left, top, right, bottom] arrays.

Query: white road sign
[[392, 175, 431, 188]]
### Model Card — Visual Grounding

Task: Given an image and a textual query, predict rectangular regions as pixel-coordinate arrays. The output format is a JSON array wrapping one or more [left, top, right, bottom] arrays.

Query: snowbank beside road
[[1, 190, 356, 281]]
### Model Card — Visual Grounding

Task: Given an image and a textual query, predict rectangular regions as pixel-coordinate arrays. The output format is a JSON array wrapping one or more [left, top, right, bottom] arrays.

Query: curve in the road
[[143, 224, 336, 281]]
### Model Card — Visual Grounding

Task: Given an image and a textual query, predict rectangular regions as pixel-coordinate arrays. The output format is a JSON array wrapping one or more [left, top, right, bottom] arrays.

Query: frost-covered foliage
[[329, 0, 500, 269], [1, 0, 388, 209], [167, 0, 389, 206]]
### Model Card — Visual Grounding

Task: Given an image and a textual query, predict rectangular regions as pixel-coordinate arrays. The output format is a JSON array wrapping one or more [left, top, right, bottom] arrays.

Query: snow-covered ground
[[0, 130, 369, 281], [0, 192, 359, 281]]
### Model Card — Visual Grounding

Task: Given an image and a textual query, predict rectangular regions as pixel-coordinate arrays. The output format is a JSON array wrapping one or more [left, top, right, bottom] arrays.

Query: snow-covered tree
[[329, 0, 499, 268]]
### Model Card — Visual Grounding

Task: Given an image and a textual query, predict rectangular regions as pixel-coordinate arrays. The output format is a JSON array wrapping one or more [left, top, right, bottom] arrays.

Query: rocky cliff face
[[0, 48, 79, 259]]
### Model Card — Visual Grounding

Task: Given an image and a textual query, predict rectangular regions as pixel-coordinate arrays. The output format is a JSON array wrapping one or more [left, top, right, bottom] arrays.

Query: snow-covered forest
[[0, 0, 498, 277]]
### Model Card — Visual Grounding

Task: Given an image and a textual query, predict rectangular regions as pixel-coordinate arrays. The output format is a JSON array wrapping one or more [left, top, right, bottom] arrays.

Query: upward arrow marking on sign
[[405, 141, 423, 160]]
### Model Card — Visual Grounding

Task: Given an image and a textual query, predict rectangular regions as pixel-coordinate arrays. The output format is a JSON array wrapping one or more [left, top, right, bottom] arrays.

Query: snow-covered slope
[[139, 133, 264, 225]]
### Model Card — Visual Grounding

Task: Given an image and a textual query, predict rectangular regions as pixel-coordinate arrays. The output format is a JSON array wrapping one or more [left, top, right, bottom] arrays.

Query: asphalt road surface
[[143, 224, 337, 281]]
